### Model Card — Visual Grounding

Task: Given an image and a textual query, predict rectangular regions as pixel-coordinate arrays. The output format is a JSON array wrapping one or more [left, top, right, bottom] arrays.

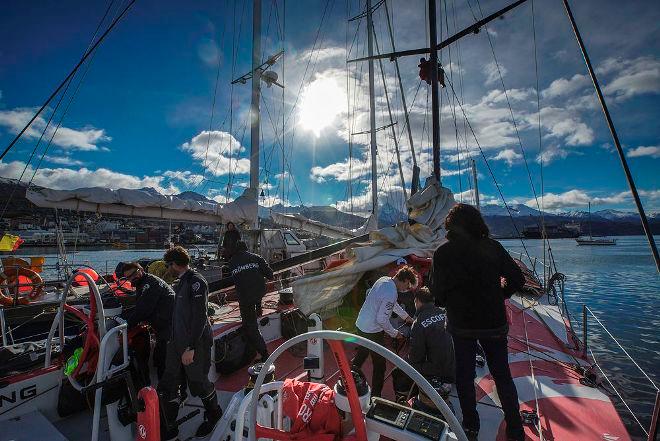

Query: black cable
[[0, 0, 137, 161]]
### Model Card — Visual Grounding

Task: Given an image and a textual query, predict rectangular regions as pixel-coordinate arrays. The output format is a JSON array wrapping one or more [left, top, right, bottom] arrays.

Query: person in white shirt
[[353, 266, 418, 396]]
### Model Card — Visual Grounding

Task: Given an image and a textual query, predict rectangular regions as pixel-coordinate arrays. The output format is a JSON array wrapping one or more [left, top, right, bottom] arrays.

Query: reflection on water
[[12, 238, 659, 438], [502, 236, 659, 440]]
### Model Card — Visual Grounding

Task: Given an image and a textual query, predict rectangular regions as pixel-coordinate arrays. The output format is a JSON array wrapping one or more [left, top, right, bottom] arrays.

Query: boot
[[194, 391, 223, 438], [159, 394, 180, 440]]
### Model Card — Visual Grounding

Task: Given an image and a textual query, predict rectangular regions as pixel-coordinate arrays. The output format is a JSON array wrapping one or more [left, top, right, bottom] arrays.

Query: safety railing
[[582, 304, 660, 440]]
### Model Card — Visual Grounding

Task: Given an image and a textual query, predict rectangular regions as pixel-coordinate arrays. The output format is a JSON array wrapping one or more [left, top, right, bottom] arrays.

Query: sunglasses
[[165, 261, 175, 267]]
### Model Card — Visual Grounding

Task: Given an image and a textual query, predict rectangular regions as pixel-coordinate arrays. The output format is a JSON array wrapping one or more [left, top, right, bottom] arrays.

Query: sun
[[299, 75, 346, 137]]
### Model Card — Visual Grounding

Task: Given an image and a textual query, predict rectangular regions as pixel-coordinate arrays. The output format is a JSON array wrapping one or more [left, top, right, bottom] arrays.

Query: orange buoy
[[73, 268, 100, 286]]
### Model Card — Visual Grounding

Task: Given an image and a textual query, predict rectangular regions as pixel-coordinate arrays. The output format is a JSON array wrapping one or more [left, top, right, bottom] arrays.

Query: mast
[[562, 0, 659, 271], [383, 0, 419, 195], [428, 0, 441, 182], [588, 201, 592, 239], [250, 0, 262, 228], [367, 0, 378, 220], [471, 159, 480, 210]]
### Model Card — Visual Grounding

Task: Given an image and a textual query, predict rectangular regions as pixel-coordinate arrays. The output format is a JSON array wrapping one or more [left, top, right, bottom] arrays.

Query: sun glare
[[299, 76, 346, 137]]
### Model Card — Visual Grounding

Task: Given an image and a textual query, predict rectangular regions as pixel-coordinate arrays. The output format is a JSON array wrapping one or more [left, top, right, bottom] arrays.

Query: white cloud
[[310, 157, 370, 183], [628, 145, 660, 158], [180, 130, 250, 176], [42, 155, 86, 167], [602, 56, 660, 100], [163, 170, 205, 186], [541, 74, 590, 99], [536, 146, 572, 165], [490, 148, 522, 166], [482, 88, 532, 104], [0, 160, 177, 194], [0, 107, 111, 151], [538, 107, 594, 146], [483, 61, 506, 86], [525, 188, 660, 210]]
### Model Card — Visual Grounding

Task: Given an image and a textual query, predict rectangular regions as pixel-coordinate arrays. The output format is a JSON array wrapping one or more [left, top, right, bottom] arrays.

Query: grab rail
[[582, 304, 659, 439]]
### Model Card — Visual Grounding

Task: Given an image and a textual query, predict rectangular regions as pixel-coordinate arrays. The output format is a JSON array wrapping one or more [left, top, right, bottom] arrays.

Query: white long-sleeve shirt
[[356, 276, 410, 338]]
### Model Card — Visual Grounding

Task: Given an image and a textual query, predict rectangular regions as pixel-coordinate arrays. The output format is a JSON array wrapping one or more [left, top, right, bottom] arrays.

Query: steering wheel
[[62, 271, 107, 391], [248, 330, 469, 441]]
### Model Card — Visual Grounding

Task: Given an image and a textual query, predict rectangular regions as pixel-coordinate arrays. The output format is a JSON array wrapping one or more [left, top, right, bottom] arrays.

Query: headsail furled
[[292, 180, 455, 315], [26, 186, 258, 225]]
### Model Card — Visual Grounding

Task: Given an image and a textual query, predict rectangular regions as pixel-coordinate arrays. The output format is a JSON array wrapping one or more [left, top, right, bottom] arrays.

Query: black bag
[[214, 327, 256, 375]]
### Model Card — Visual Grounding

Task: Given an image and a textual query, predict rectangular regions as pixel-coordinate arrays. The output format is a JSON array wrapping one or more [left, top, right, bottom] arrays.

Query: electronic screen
[[406, 412, 445, 440], [368, 400, 410, 429]]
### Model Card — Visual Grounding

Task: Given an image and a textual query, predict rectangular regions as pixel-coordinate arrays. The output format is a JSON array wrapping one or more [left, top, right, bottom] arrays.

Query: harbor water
[[12, 236, 660, 438]]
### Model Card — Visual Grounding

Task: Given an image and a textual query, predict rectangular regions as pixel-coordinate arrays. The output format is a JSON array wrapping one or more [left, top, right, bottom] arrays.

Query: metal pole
[[373, 30, 407, 201], [582, 304, 588, 356], [649, 391, 660, 441], [428, 0, 441, 182], [471, 158, 480, 210], [383, 0, 419, 194], [367, 0, 379, 220], [562, 0, 659, 272], [250, 0, 262, 228]]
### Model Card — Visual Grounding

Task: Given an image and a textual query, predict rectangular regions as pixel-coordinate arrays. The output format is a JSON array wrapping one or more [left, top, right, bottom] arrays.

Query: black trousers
[[351, 330, 386, 397], [153, 338, 168, 380], [453, 335, 523, 438], [239, 302, 268, 358], [158, 331, 214, 400]]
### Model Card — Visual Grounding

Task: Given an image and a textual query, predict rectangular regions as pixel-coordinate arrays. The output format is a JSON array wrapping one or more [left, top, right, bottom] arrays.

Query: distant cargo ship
[[522, 223, 581, 239]]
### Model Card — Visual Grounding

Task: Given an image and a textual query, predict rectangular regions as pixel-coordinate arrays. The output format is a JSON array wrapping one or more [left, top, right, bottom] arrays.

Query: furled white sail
[[270, 211, 377, 239], [293, 178, 455, 314], [26, 186, 258, 225]]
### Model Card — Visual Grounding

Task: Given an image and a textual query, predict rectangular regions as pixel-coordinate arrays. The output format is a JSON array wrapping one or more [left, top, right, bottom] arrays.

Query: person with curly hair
[[353, 266, 417, 396], [432, 203, 525, 441]]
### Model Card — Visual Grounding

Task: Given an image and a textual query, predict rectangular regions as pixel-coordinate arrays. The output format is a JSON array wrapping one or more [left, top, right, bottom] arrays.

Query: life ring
[[72, 268, 100, 287], [0, 267, 44, 306]]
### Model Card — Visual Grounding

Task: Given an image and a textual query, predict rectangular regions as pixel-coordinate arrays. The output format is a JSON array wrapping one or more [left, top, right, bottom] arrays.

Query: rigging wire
[[0, 0, 119, 222], [28, 0, 120, 189], [445, 75, 535, 266], [0, 0, 137, 162], [468, 0, 550, 247]]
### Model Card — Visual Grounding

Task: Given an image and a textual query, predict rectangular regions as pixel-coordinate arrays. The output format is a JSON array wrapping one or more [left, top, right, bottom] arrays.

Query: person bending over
[[353, 266, 417, 397], [120, 262, 174, 380], [432, 204, 525, 441], [228, 240, 274, 362], [408, 286, 455, 387], [159, 246, 222, 439]]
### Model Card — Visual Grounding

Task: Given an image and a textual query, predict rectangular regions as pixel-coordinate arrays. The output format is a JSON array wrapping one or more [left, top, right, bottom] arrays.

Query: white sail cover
[[270, 211, 377, 239], [293, 178, 456, 314], [26, 186, 258, 225]]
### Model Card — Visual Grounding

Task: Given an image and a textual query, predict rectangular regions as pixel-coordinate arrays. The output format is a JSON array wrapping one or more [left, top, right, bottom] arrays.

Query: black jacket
[[172, 269, 211, 353], [127, 273, 175, 340], [408, 303, 455, 382], [432, 234, 524, 338], [222, 229, 241, 250], [228, 250, 274, 304]]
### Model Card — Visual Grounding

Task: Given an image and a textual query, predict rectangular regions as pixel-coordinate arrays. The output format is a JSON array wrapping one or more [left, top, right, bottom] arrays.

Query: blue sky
[[0, 0, 658, 216]]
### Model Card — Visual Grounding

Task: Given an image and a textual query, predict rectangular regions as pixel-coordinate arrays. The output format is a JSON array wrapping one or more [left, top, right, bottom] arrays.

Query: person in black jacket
[[119, 262, 174, 379], [408, 287, 455, 384], [159, 246, 222, 439], [227, 241, 274, 362], [220, 221, 241, 260], [432, 204, 525, 441]]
